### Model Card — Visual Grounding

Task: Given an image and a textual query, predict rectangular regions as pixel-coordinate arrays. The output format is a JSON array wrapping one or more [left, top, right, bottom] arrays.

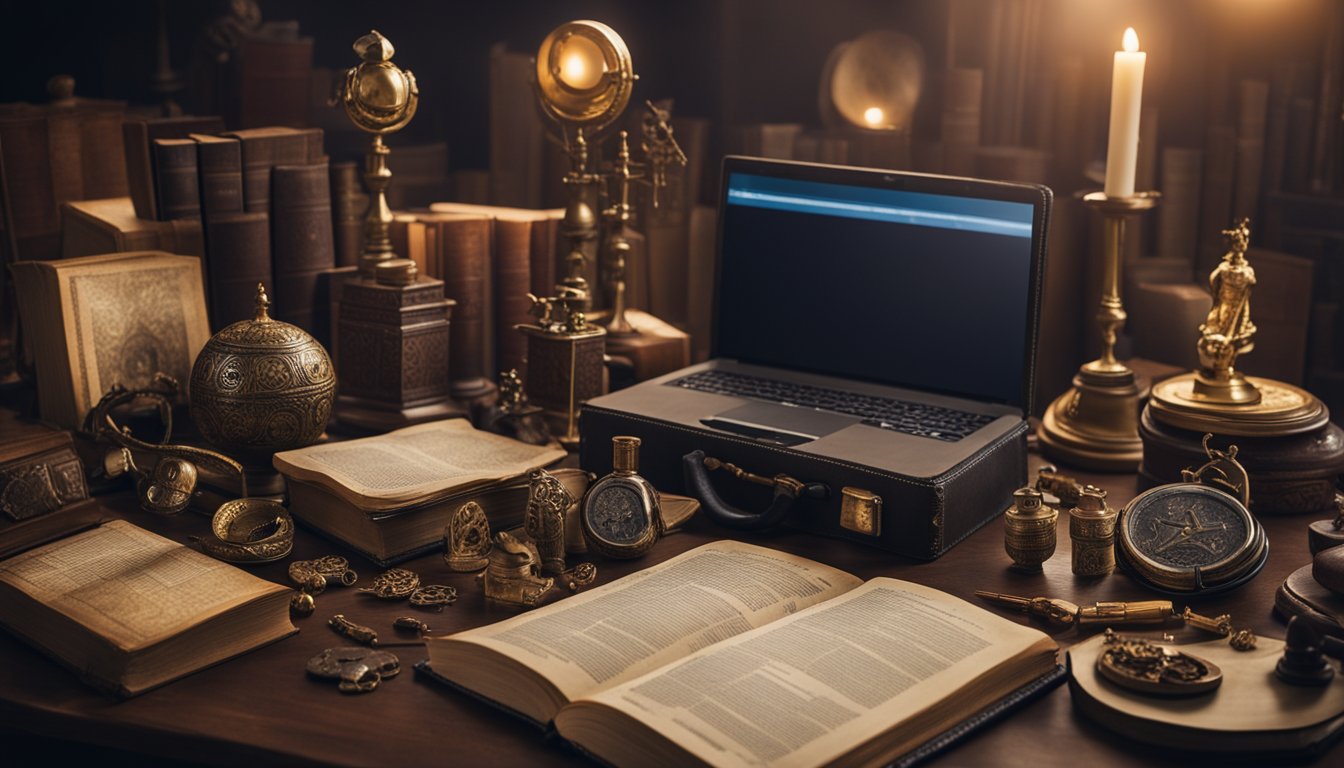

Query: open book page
[[0, 520, 285, 653], [434, 541, 862, 705], [566, 578, 1057, 768], [272, 419, 565, 509]]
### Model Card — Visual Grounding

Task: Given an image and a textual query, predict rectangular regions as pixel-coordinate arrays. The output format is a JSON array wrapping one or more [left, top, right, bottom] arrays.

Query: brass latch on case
[[840, 487, 881, 536]]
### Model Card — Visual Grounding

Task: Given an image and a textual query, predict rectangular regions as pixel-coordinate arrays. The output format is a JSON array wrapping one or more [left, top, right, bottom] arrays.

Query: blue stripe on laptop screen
[[726, 173, 1034, 239]]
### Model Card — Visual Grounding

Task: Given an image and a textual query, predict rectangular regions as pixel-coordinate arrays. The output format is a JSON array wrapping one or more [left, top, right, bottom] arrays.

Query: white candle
[[1104, 27, 1146, 198]]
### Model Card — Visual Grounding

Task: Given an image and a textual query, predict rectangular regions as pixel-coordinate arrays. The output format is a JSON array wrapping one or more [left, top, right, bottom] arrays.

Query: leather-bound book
[[0, 108, 61, 258], [61, 197, 203, 259], [151, 139, 201, 221], [329, 161, 366, 268], [76, 104, 128, 200], [493, 216, 533, 374], [271, 162, 335, 334], [121, 115, 225, 220], [435, 215, 495, 399], [0, 429, 100, 560], [234, 36, 314, 129], [192, 134, 243, 217], [206, 211, 272, 330], [220, 127, 310, 214]]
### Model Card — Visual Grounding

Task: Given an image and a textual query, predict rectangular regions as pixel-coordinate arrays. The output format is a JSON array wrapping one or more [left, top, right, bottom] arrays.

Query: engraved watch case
[[1117, 484, 1267, 594], [580, 436, 661, 559]]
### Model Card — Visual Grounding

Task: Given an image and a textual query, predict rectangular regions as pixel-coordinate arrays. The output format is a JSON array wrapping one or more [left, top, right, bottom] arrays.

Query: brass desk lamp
[[819, 29, 924, 168]]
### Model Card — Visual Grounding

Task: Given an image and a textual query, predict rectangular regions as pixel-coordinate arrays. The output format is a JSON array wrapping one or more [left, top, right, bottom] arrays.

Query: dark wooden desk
[[0, 452, 1331, 767]]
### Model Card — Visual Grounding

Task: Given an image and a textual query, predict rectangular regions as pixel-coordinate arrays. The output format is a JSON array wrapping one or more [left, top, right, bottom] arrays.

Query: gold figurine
[[524, 469, 574, 576], [1196, 218, 1258, 402], [478, 531, 555, 609], [1070, 485, 1118, 577], [1003, 486, 1057, 571], [444, 501, 492, 572]]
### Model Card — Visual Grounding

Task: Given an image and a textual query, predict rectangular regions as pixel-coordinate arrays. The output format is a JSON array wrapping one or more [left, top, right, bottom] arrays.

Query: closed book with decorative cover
[[271, 162, 335, 333], [151, 138, 201, 221], [206, 212, 272, 330], [493, 216, 533, 374], [192, 134, 244, 217], [121, 115, 225, 220], [220, 127, 310, 214]]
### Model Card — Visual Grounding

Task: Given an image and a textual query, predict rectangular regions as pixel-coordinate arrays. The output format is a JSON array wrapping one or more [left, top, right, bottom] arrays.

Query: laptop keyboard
[[671, 370, 995, 442]]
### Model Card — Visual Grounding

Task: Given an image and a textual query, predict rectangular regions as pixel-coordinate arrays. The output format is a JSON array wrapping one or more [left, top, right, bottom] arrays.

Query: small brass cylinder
[[1070, 485, 1117, 576], [612, 436, 640, 473], [1003, 486, 1057, 572]]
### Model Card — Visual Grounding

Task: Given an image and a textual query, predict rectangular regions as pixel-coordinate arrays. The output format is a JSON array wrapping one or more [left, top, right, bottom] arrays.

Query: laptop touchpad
[[701, 402, 859, 446]]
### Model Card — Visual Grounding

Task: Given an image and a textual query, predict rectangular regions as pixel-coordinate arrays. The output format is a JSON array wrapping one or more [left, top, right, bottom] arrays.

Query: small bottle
[[1004, 486, 1057, 572], [1070, 485, 1117, 577], [580, 436, 662, 559]]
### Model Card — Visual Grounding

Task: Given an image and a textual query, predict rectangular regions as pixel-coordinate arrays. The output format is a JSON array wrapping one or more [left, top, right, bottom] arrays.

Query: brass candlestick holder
[[1038, 191, 1159, 471]]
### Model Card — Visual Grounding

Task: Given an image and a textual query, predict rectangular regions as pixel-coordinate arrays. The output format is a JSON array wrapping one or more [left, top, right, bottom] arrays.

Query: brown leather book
[[121, 115, 225, 221], [151, 139, 201, 221], [61, 197, 204, 259], [493, 216, 533, 374], [206, 211, 272, 330], [220, 127, 310, 214], [329, 161, 366, 268], [76, 105, 128, 200], [192, 134, 243, 217], [0, 429, 100, 561], [0, 109, 61, 259], [234, 36, 314, 129], [271, 162, 335, 333], [435, 215, 494, 398]]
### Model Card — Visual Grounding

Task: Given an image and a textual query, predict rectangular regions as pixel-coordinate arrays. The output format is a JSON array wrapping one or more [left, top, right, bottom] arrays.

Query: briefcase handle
[[682, 450, 829, 530]]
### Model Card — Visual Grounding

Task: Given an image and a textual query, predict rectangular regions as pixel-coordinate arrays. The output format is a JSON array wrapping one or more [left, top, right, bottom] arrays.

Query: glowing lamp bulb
[[863, 106, 885, 127], [1123, 27, 1139, 53], [557, 37, 605, 89]]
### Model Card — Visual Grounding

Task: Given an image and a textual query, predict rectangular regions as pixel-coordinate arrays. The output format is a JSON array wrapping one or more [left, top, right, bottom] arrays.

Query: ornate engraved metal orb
[[190, 284, 335, 463]]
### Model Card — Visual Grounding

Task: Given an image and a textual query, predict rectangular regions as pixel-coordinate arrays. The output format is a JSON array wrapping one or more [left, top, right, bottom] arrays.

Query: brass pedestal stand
[[1038, 191, 1159, 471]]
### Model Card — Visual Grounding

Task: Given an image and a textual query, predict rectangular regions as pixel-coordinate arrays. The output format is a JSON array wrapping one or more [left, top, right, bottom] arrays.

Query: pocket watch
[[581, 437, 662, 559]]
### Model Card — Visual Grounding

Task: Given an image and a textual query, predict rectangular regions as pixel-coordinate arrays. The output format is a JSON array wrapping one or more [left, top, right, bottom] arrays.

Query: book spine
[[197, 138, 244, 217], [438, 218, 493, 397], [231, 133, 309, 214], [1156, 147, 1202, 269], [206, 211, 272, 330], [78, 108, 128, 200], [488, 44, 544, 208], [493, 218, 532, 375], [271, 163, 335, 334], [330, 161, 366, 268], [528, 218, 557, 298], [46, 111, 84, 210], [122, 121, 158, 220], [0, 116, 60, 254], [152, 140, 201, 221]]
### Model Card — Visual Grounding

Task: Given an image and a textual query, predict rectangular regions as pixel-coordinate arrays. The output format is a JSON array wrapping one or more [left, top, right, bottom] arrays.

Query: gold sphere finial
[[353, 30, 394, 62]]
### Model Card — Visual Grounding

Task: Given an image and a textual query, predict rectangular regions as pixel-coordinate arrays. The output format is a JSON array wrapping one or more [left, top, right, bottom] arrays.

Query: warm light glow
[[1123, 27, 1139, 53], [557, 36, 605, 90], [863, 106, 885, 127]]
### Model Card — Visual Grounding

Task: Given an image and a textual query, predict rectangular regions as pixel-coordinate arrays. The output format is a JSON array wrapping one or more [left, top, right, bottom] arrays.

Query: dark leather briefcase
[[577, 157, 1050, 560]]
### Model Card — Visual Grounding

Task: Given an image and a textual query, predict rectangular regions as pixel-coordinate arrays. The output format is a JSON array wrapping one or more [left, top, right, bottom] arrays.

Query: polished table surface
[[0, 448, 1333, 767]]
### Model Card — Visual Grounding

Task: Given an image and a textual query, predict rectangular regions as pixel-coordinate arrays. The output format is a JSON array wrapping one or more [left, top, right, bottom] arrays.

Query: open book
[[424, 541, 1059, 767]]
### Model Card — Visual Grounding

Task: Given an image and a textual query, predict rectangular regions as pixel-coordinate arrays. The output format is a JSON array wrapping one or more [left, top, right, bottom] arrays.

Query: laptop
[[586, 156, 1049, 484]]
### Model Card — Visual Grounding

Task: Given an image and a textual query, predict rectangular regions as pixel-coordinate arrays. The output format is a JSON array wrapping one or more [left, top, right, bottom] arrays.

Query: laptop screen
[[713, 158, 1048, 411]]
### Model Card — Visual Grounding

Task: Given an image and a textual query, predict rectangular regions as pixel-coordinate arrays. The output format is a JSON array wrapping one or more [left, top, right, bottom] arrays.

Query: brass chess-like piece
[[1276, 615, 1335, 686], [444, 501, 492, 572], [479, 531, 555, 609], [1070, 485, 1118, 577], [525, 469, 574, 576], [1003, 486, 1057, 572]]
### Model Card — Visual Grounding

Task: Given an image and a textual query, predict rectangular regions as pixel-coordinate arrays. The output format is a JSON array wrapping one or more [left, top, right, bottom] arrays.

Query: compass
[[1117, 484, 1267, 594]]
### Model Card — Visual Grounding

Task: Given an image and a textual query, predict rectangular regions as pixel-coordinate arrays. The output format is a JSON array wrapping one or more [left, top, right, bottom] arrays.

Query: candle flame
[[563, 53, 589, 85], [1123, 27, 1139, 53], [863, 106, 885, 127]]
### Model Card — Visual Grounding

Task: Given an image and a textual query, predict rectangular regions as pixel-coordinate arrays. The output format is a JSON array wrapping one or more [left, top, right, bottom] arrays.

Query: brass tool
[[974, 590, 1176, 627]]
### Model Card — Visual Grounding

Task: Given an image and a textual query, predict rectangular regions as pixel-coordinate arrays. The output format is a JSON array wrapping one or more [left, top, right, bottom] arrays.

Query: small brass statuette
[[479, 531, 555, 609], [444, 501, 492, 572], [1276, 616, 1335, 686], [1070, 486, 1118, 577], [1003, 486, 1057, 572], [1117, 435, 1267, 594], [192, 498, 294, 563], [518, 291, 606, 448], [479, 369, 553, 446], [290, 555, 359, 588], [525, 469, 574, 576], [1148, 219, 1328, 437], [359, 568, 421, 600], [1097, 629, 1223, 696], [974, 591, 1175, 628], [581, 436, 662, 559], [306, 647, 401, 694], [1035, 464, 1085, 508], [1228, 628, 1258, 651]]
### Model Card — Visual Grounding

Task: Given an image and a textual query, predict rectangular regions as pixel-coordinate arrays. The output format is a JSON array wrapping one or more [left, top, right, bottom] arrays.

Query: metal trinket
[[1097, 629, 1223, 696], [839, 487, 882, 537], [975, 591, 1175, 628], [289, 555, 358, 588], [290, 591, 316, 617], [444, 501, 492, 572], [565, 562, 598, 592], [525, 469, 573, 576], [1070, 485, 1118, 577], [359, 568, 420, 599], [1002, 485, 1057, 572], [1181, 607, 1232, 636], [393, 617, 431, 634], [479, 531, 555, 608], [1228, 628, 1257, 651], [1035, 464, 1085, 507], [306, 646, 401, 694], [192, 498, 294, 563], [408, 585, 458, 610], [581, 436, 663, 559]]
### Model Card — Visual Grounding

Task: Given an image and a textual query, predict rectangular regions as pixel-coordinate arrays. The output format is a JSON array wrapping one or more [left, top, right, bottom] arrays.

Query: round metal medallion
[[1118, 484, 1267, 593]]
